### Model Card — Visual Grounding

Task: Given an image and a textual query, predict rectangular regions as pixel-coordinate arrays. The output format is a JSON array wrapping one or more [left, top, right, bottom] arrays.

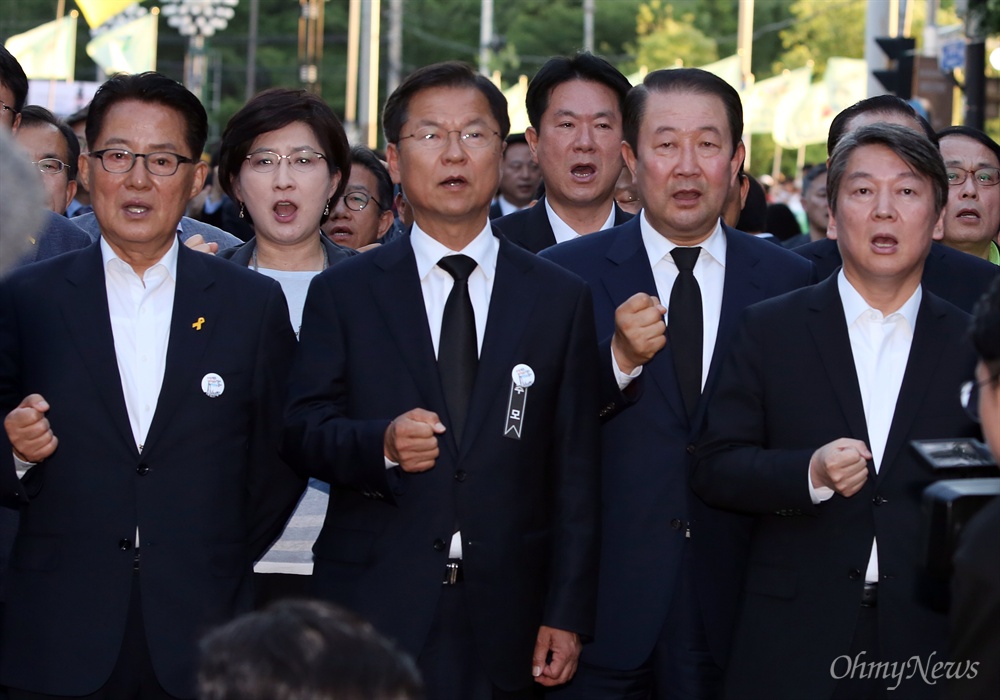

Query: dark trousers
[[252, 571, 312, 609], [7, 575, 182, 700], [418, 582, 540, 700], [548, 566, 723, 700], [830, 605, 888, 700]]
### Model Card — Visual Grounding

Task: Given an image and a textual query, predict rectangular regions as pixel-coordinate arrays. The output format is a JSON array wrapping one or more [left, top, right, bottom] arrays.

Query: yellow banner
[[5, 17, 77, 81], [75, 0, 136, 29], [87, 13, 158, 75]]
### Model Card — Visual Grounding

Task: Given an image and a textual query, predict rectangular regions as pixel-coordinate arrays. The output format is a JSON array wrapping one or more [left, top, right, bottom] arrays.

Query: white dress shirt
[[545, 198, 616, 244], [496, 195, 523, 217], [809, 271, 920, 583], [396, 221, 499, 558], [614, 215, 728, 391], [14, 237, 178, 482]]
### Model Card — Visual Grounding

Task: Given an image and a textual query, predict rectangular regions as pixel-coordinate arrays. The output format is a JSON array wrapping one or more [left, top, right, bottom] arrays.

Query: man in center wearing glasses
[[0, 72, 302, 699], [283, 61, 602, 699]]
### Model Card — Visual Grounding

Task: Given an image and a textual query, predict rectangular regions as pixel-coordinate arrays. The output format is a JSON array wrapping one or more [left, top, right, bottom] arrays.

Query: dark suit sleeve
[[245, 281, 306, 558], [0, 279, 29, 507], [692, 308, 817, 515], [542, 283, 602, 635], [596, 335, 642, 422], [281, 274, 395, 499]]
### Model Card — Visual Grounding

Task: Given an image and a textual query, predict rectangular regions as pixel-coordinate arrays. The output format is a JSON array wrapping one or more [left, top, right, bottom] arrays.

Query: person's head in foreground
[[198, 599, 424, 700]]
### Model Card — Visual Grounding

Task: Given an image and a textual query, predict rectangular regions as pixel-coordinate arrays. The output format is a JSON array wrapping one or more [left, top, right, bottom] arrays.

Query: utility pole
[[479, 0, 494, 76], [583, 0, 594, 52]]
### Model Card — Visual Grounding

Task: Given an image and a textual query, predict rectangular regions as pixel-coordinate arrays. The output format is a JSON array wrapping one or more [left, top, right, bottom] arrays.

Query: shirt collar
[[639, 213, 727, 270], [544, 198, 616, 239], [837, 269, 922, 326], [100, 233, 180, 281], [410, 220, 497, 282]]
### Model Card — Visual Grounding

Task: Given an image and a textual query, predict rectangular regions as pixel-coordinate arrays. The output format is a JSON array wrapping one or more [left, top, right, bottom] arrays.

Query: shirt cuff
[[612, 350, 642, 391], [808, 468, 835, 504], [385, 455, 398, 470], [14, 452, 36, 479]]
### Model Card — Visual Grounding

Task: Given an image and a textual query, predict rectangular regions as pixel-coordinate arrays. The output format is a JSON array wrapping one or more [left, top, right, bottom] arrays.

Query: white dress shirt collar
[[545, 198, 616, 244], [410, 220, 498, 282], [837, 271, 922, 328], [639, 214, 727, 272], [100, 234, 180, 282]]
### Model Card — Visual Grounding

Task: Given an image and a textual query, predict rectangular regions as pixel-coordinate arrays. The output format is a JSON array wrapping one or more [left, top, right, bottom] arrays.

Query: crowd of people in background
[[1, 39, 999, 700]]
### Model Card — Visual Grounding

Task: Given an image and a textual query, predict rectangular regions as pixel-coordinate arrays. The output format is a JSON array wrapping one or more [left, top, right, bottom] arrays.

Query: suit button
[[848, 568, 862, 580], [119, 538, 133, 551], [454, 470, 467, 482], [670, 518, 683, 530], [433, 539, 446, 551], [686, 444, 696, 455], [136, 464, 149, 476], [872, 495, 885, 506]]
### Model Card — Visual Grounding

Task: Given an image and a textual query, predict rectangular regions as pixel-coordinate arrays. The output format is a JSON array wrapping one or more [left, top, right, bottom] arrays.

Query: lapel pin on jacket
[[192, 317, 206, 330], [201, 373, 225, 398]]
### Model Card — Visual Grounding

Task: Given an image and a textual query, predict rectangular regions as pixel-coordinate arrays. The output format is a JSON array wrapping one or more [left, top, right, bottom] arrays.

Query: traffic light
[[873, 37, 916, 100]]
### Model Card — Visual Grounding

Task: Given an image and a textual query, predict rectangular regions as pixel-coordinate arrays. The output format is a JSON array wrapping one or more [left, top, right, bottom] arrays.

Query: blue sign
[[941, 41, 965, 72]]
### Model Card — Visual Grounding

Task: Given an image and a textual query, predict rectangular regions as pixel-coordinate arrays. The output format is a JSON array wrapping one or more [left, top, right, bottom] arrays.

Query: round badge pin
[[511, 364, 535, 388], [201, 372, 225, 398]]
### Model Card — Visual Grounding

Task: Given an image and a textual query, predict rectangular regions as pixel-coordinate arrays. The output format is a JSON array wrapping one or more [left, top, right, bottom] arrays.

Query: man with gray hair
[[694, 124, 980, 699]]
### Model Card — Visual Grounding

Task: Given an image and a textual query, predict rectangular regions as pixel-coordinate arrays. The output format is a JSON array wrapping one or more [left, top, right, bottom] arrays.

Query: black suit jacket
[[693, 275, 979, 700], [282, 230, 601, 691], [493, 196, 633, 253], [541, 220, 814, 670], [0, 242, 303, 697], [793, 238, 999, 313]]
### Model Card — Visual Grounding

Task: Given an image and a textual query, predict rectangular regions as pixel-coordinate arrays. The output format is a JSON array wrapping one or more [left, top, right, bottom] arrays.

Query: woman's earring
[[238, 202, 245, 219], [323, 199, 331, 217]]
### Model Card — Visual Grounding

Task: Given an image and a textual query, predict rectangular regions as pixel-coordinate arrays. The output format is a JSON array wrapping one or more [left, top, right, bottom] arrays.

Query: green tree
[[625, 1, 718, 72]]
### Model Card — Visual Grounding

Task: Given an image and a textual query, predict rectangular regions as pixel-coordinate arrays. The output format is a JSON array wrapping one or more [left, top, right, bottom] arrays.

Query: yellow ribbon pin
[[192, 317, 206, 331]]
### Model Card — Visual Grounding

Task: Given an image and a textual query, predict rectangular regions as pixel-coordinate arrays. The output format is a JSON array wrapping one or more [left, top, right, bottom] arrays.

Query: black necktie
[[669, 247, 703, 419], [437, 255, 479, 442]]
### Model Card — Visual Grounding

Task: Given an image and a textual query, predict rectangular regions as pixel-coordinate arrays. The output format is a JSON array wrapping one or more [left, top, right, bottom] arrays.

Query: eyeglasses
[[342, 191, 384, 212], [398, 127, 500, 150], [32, 158, 69, 175], [0, 99, 16, 118], [946, 167, 1000, 187], [89, 148, 196, 176], [960, 376, 996, 422], [245, 150, 327, 174]]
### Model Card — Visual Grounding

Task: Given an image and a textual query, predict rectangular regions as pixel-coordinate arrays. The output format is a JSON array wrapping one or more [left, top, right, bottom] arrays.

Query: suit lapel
[[600, 221, 689, 424], [141, 245, 217, 455], [695, 228, 763, 427], [369, 237, 452, 449], [61, 243, 137, 453], [807, 276, 871, 447], [527, 196, 556, 251], [459, 236, 538, 454], [878, 293, 952, 480]]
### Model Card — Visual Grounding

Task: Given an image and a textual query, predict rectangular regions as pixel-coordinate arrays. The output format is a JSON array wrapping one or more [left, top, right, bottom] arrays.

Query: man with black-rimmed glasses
[[0, 71, 302, 700]]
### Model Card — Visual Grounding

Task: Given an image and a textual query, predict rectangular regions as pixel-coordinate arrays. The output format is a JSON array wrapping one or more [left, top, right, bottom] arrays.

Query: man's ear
[[386, 142, 400, 184], [525, 127, 539, 159]]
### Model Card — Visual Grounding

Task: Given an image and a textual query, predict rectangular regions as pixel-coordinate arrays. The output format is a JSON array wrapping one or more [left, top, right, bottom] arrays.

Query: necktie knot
[[670, 246, 701, 272], [439, 254, 477, 282]]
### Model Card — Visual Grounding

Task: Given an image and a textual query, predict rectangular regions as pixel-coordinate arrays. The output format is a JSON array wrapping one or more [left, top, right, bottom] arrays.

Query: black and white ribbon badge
[[504, 364, 535, 439]]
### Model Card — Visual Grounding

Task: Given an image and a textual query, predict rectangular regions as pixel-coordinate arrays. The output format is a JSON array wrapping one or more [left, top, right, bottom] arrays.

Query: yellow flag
[[5, 17, 77, 81], [698, 55, 744, 92], [743, 66, 812, 135], [86, 13, 157, 75], [75, 0, 137, 29]]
